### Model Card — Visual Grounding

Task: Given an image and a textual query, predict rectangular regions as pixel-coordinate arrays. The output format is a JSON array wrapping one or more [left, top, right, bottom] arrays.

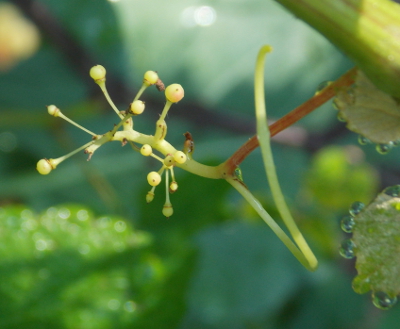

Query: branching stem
[[224, 66, 357, 175]]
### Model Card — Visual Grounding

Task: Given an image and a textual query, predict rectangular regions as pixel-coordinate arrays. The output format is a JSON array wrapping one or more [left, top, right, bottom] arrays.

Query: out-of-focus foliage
[[0, 2, 40, 70], [0, 204, 163, 328], [1, 0, 400, 328]]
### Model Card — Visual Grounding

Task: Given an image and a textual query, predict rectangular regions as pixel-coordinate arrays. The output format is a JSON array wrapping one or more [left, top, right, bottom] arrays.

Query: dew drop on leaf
[[339, 239, 356, 259], [376, 142, 393, 154], [358, 135, 371, 145], [372, 291, 398, 310], [383, 185, 400, 197], [349, 201, 365, 216], [341, 215, 355, 233], [315, 81, 331, 95], [392, 139, 400, 147]]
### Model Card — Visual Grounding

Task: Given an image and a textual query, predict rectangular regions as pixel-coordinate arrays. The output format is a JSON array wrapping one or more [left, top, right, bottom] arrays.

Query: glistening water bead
[[339, 239, 356, 259], [315, 81, 332, 95], [340, 215, 355, 233], [372, 291, 398, 310], [349, 201, 365, 216], [358, 135, 371, 145], [383, 185, 400, 197], [376, 142, 393, 154]]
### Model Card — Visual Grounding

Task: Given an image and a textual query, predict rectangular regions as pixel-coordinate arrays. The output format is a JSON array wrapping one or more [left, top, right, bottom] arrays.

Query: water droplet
[[352, 274, 371, 294], [340, 215, 355, 233], [35, 239, 47, 251], [349, 201, 365, 216], [46, 207, 57, 218], [20, 209, 34, 220], [114, 220, 127, 233], [108, 299, 121, 310], [77, 209, 89, 221], [339, 239, 356, 259], [98, 217, 111, 228], [315, 81, 332, 95], [57, 207, 71, 219], [392, 139, 400, 147], [383, 185, 400, 197], [234, 167, 243, 182], [372, 291, 398, 310], [124, 300, 137, 312], [358, 135, 371, 145], [376, 142, 393, 154], [337, 112, 347, 122]]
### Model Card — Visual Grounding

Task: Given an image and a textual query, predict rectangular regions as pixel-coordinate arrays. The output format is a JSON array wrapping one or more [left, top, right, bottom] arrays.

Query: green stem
[[253, 45, 317, 270], [227, 177, 316, 270], [224, 67, 357, 175], [275, 0, 400, 98], [52, 140, 96, 166]]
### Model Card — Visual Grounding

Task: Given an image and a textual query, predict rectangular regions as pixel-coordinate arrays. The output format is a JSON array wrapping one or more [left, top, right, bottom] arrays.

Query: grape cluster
[[37, 65, 186, 218]]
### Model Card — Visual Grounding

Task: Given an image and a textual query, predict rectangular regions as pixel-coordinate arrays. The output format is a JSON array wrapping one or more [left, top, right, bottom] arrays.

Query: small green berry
[[163, 155, 174, 166], [165, 84, 184, 103], [173, 151, 187, 164], [36, 158, 54, 175], [146, 191, 155, 203], [147, 171, 161, 186], [89, 65, 106, 81], [47, 105, 60, 117], [162, 202, 173, 218], [143, 71, 159, 86], [169, 181, 178, 193], [129, 100, 145, 115], [140, 144, 152, 156]]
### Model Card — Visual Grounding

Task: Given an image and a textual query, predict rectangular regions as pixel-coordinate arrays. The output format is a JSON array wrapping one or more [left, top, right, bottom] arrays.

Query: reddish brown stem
[[224, 67, 357, 175]]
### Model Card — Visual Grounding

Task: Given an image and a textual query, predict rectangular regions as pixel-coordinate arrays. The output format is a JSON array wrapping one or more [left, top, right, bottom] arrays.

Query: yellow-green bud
[[140, 144, 152, 156], [36, 158, 55, 175], [162, 202, 173, 218], [147, 171, 161, 186], [163, 155, 174, 167], [47, 105, 60, 117], [173, 151, 187, 164], [169, 181, 178, 193], [143, 71, 159, 86], [146, 191, 155, 203], [89, 65, 106, 81], [129, 100, 145, 115], [165, 84, 184, 103]]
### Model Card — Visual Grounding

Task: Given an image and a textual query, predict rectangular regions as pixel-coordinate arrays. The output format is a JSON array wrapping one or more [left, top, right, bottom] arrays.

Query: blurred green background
[[1, 0, 400, 328]]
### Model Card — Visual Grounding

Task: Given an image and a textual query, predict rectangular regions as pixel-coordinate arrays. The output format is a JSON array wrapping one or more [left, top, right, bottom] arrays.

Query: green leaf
[[334, 70, 400, 144], [305, 146, 379, 211], [346, 186, 400, 309], [0, 204, 169, 328]]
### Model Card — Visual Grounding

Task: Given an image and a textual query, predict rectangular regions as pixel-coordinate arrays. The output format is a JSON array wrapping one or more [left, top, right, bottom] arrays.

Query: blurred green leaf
[[0, 204, 168, 329], [182, 220, 304, 328], [304, 146, 379, 211]]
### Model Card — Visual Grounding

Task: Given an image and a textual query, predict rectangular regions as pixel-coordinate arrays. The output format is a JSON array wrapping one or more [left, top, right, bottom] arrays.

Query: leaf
[[0, 204, 167, 328], [305, 146, 378, 211], [345, 186, 400, 309], [334, 70, 400, 144]]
